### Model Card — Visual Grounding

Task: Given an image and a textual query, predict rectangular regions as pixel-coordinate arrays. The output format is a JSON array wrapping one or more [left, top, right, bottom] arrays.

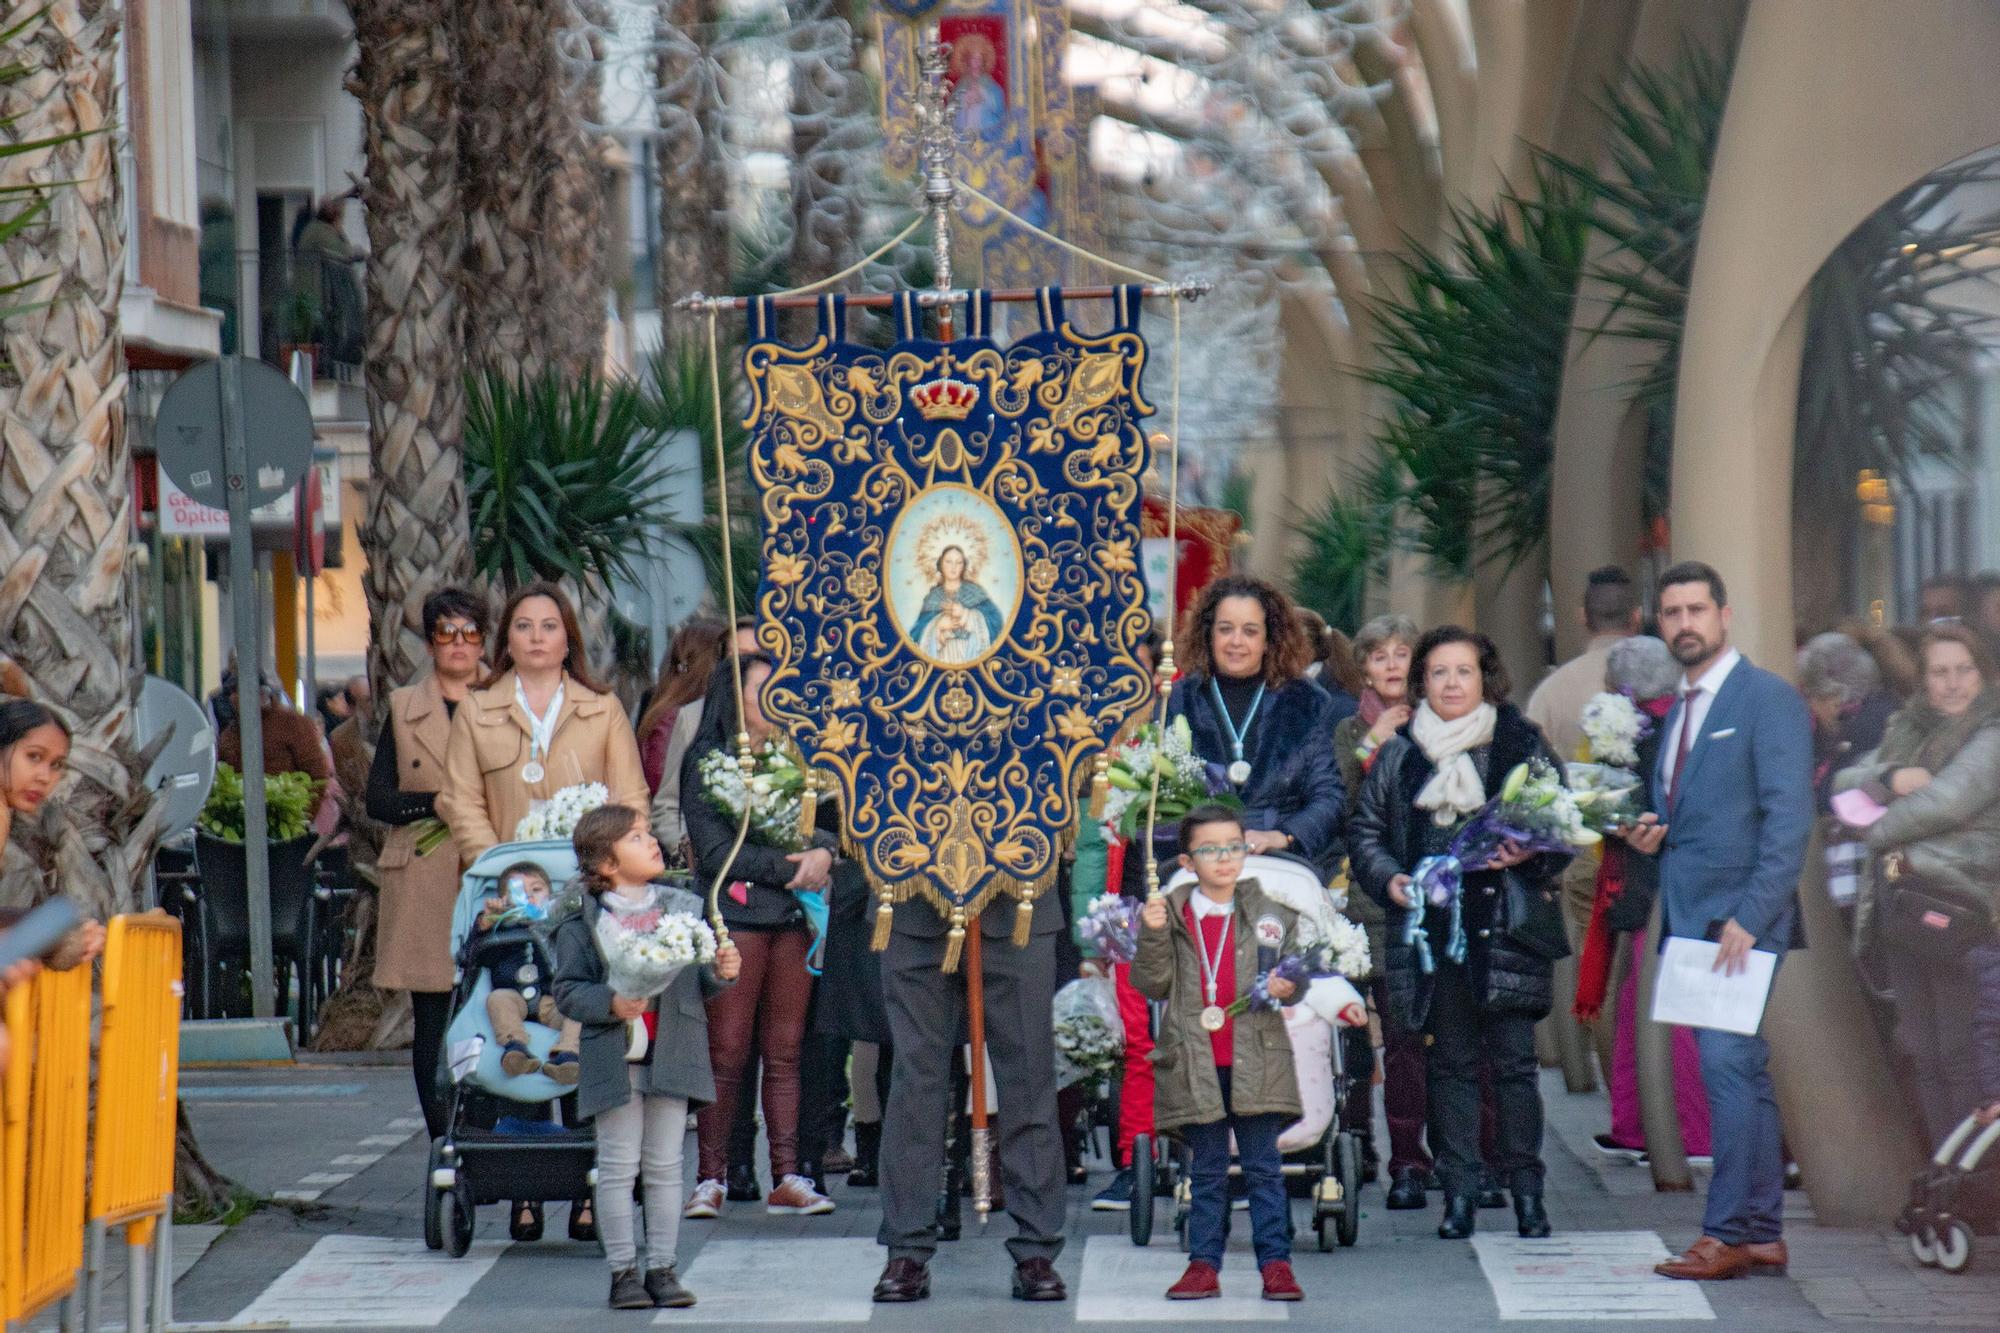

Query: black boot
[[1386, 1169, 1427, 1211], [848, 1121, 882, 1188], [1438, 1195, 1477, 1240], [1514, 1192, 1551, 1239]]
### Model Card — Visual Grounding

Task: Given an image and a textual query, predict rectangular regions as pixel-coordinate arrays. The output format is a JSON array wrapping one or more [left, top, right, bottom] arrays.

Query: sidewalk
[[58, 1063, 2000, 1329]]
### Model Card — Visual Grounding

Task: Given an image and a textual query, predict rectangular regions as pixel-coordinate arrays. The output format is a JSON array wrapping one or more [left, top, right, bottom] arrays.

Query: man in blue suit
[[1620, 561, 1813, 1282]]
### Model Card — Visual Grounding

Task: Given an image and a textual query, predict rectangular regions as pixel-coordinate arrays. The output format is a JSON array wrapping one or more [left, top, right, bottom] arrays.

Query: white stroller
[[1899, 1112, 2000, 1274], [1128, 852, 1369, 1252], [424, 840, 598, 1257]]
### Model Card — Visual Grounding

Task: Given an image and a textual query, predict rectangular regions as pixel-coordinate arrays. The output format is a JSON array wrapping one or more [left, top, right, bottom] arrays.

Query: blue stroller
[[423, 840, 599, 1257]]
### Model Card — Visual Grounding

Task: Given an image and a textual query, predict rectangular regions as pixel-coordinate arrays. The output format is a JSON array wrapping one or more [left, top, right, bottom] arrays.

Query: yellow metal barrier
[[84, 914, 185, 1333], [1, 960, 94, 1328]]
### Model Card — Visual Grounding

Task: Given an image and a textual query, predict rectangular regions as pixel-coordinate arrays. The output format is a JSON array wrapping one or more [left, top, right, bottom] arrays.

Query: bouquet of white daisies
[[599, 903, 719, 1000], [514, 782, 610, 842]]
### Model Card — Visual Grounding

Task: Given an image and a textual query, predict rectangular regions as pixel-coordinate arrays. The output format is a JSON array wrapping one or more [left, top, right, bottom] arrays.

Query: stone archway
[[1670, 0, 2000, 1224]]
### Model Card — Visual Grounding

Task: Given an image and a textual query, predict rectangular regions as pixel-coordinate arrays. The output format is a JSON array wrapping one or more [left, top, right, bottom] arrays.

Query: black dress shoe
[[1012, 1257, 1067, 1302], [726, 1163, 761, 1202], [1386, 1170, 1427, 1211], [1438, 1195, 1477, 1240], [873, 1258, 930, 1303], [1514, 1192, 1552, 1239]]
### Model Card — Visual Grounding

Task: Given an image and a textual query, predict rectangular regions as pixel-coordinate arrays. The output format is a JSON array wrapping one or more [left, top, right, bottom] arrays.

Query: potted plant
[[277, 285, 322, 381], [192, 763, 329, 1022]]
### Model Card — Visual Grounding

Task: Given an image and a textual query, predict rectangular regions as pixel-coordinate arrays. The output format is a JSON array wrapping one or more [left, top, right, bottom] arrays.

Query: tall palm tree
[[348, 0, 474, 698], [656, 0, 731, 337], [545, 0, 611, 381]]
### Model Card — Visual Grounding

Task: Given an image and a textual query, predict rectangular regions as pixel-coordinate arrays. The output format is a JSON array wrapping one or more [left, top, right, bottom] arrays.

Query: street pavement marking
[[180, 1082, 367, 1101], [673, 1238, 880, 1323], [1075, 1235, 1290, 1322], [296, 1172, 354, 1187], [271, 1188, 323, 1202], [1471, 1232, 1715, 1321], [331, 1153, 385, 1167], [360, 1133, 413, 1147], [229, 1235, 506, 1327], [389, 1117, 427, 1131]]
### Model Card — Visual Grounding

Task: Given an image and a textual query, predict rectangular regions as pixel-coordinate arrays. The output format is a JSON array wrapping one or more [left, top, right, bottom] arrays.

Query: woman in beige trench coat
[[366, 587, 490, 1141], [436, 583, 648, 868]]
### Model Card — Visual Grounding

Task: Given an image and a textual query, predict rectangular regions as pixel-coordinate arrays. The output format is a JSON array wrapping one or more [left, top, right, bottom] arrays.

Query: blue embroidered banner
[[745, 288, 1155, 929]]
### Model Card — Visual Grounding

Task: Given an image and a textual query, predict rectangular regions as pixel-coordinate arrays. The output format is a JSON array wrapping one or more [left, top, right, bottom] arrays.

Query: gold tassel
[[1088, 755, 1109, 821], [1012, 894, 1034, 949], [941, 907, 967, 973], [798, 770, 818, 842], [871, 886, 894, 952]]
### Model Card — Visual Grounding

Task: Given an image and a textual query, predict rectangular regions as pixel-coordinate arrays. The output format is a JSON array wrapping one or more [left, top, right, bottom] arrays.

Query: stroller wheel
[[1911, 1224, 1939, 1267], [1130, 1135, 1156, 1247], [423, 1142, 446, 1251], [1936, 1218, 1974, 1274], [1336, 1133, 1362, 1248], [445, 1175, 476, 1258]]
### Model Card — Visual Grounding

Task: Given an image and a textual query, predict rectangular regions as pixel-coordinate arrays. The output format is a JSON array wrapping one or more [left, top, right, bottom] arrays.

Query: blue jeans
[[1182, 1067, 1291, 1269]]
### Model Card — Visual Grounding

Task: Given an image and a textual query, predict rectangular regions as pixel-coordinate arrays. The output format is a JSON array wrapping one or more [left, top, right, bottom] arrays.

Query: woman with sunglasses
[[367, 586, 492, 1143]]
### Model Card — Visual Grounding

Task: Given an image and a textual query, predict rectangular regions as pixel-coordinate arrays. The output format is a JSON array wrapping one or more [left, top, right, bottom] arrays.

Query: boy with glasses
[[1134, 804, 1305, 1302]]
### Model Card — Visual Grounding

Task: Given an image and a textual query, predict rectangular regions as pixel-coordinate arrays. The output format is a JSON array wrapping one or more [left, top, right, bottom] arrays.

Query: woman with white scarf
[[1348, 627, 1573, 1243]]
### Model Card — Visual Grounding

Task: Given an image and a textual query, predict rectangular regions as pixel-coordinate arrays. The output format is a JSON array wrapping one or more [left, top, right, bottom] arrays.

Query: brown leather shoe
[[1742, 1239, 1788, 1275], [873, 1258, 930, 1303], [1011, 1256, 1068, 1302], [1655, 1236, 1752, 1281]]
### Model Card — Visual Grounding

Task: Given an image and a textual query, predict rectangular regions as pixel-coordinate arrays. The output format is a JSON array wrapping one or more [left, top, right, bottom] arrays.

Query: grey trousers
[[877, 927, 1065, 1266], [595, 1066, 690, 1272]]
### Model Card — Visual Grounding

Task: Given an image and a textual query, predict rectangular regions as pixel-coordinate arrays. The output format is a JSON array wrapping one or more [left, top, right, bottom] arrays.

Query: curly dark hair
[[420, 586, 489, 641], [1411, 625, 1511, 704], [1176, 575, 1312, 686]]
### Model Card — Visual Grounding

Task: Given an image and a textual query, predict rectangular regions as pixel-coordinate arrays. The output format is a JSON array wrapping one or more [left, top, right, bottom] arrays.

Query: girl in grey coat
[[553, 804, 739, 1310]]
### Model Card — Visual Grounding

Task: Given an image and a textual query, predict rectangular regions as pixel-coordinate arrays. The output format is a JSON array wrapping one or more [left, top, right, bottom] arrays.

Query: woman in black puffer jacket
[[1349, 626, 1572, 1244]]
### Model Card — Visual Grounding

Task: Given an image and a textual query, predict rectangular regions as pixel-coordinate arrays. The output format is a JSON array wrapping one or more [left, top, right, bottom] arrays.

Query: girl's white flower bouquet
[[514, 781, 610, 842], [601, 905, 719, 1000], [1099, 716, 1227, 838], [699, 740, 810, 851], [1579, 691, 1651, 768]]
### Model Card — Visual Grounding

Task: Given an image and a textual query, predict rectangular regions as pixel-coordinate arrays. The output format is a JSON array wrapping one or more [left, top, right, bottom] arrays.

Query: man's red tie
[[1668, 686, 1699, 810]]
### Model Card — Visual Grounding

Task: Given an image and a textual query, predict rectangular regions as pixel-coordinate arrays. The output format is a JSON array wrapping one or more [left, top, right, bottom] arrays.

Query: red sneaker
[[1260, 1259, 1303, 1301], [1166, 1260, 1221, 1300]]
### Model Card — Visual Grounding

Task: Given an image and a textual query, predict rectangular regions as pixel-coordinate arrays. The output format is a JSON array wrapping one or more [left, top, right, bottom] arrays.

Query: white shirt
[[1662, 647, 1741, 792], [1190, 890, 1234, 920]]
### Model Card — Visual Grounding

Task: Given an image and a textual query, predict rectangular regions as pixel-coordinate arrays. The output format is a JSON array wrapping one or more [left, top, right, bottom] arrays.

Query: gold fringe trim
[[1012, 894, 1034, 949], [799, 771, 819, 843], [1088, 755, 1109, 821]]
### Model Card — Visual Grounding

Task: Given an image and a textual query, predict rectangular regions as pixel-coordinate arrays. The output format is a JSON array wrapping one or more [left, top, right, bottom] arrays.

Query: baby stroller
[[1898, 1113, 2000, 1274], [423, 840, 598, 1258], [1127, 852, 1366, 1253]]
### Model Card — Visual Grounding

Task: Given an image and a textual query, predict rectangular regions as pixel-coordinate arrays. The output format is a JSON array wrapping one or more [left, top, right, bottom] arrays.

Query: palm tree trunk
[[458, 0, 564, 384], [544, 0, 610, 381], [349, 0, 475, 698], [656, 0, 731, 339], [780, 0, 865, 342]]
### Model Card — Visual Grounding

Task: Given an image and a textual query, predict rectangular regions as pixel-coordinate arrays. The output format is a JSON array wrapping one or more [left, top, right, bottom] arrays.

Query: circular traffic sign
[[135, 675, 217, 841], [154, 355, 315, 511]]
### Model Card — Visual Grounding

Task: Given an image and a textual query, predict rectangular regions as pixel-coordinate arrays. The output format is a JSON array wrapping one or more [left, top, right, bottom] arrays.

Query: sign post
[[155, 355, 314, 1022]]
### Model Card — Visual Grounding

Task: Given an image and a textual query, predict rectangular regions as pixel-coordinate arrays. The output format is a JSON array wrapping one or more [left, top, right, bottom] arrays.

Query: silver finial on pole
[[912, 29, 960, 298]]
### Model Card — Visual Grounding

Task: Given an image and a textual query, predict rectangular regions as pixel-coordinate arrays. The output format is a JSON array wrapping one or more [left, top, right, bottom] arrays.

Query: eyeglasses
[[1188, 841, 1250, 862], [432, 622, 485, 646]]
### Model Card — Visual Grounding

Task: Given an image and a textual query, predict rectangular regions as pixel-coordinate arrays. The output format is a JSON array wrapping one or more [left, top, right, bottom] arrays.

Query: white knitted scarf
[[1410, 700, 1497, 826]]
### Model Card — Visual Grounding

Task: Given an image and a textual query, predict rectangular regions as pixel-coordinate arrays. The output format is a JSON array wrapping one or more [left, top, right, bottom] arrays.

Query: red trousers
[[1114, 963, 1155, 1168], [698, 926, 812, 1181]]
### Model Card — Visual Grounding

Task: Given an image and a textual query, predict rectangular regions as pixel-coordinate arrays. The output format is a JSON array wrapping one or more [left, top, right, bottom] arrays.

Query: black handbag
[[1879, 850, 1992, 960], [1501, 871, 1574, 962]]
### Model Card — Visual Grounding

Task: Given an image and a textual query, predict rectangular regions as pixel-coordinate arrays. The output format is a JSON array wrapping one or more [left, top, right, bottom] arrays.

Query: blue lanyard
[[1208, 678, 1265, 765]]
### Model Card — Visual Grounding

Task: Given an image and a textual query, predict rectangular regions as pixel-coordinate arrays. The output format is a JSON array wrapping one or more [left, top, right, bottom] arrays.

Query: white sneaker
[[684, 1178, 725, 1219], [767, 1173, 836, 1215]]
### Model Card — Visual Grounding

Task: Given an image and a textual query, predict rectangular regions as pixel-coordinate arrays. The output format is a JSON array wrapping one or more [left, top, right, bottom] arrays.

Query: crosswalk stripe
[[1471, 1232, 1716, 1321], [672, 1238, 881, 1323], [229, 1235, 508, 1327], [1074, 1235, 1291, 1322]]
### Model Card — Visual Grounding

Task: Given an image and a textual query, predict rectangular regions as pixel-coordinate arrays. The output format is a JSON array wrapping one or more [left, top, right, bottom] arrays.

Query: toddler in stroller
[[478, 861, 581, 1083]]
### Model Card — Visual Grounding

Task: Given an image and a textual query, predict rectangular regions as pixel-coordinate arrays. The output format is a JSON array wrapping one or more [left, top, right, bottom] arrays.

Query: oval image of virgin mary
[[886, 485, 1024, 670]]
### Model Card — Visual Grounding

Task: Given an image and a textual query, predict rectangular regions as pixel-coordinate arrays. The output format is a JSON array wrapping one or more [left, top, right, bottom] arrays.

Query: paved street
[[58, 1063, 1999, 1330]]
